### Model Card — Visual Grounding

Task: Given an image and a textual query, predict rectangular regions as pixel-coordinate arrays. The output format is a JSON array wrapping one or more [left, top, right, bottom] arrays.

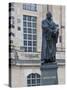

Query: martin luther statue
[[41, 12, 59, 65]]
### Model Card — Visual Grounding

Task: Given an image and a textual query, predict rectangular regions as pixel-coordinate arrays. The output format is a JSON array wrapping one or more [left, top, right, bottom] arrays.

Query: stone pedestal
[[40, 62, 58, 85]]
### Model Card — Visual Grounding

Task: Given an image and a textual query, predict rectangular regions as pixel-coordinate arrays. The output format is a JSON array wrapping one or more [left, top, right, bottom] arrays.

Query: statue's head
[[46, 12, 52, 20]]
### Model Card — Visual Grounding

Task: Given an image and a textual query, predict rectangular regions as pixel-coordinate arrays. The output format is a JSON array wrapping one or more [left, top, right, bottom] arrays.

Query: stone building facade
[[9, 3, 65, 87]]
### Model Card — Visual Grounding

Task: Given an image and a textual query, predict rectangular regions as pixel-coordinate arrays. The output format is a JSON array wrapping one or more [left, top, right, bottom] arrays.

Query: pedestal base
[[40, 62, 58, 85]]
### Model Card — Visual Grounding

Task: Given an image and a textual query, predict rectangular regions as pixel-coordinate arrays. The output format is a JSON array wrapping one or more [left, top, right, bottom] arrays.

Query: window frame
[[23, 3, 37, 11], [23, 15, 37, 52], [27, 73, 41, 86]]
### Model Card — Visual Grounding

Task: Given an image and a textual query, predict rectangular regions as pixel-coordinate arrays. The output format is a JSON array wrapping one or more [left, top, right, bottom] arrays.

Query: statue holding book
[[41, 12, 59, 65]]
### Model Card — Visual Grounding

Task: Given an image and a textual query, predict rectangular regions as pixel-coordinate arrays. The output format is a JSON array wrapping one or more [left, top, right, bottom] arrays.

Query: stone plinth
[[40, 62, 58, 85]]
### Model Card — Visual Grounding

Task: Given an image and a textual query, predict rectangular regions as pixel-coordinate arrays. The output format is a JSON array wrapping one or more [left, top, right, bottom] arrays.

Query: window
[[23, 15, 37, 52], [27, 73, 41, 86], [24, 28, 27, 33], [24, 41, 27, 45], [28, 28, 32, 33], [28, 41, 32, 46], [24, 34, 27, 39], [33, 41, 37, 46], [23, 3, 37, 11]]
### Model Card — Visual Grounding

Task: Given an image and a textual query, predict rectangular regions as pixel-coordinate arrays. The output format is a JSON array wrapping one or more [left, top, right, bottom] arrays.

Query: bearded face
[[46, 12, 52, 20]]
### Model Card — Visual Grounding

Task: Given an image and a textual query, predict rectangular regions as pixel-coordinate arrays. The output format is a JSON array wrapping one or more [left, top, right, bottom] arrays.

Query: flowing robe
[[41, 19, 59, 63]]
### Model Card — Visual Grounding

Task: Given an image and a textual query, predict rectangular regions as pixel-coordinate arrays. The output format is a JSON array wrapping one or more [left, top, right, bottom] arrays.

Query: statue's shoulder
[[42, 19, 47, 24]]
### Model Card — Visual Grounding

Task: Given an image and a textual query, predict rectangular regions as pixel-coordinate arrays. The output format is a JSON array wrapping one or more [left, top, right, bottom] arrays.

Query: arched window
[[27, 73, 41, 86]]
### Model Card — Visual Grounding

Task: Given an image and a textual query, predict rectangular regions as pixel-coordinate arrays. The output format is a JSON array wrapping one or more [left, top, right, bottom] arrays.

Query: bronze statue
[[41, 12, 59, 65]]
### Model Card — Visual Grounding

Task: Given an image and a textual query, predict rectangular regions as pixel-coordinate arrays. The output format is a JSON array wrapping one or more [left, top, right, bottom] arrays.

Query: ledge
[[11, 59, 65, 66]]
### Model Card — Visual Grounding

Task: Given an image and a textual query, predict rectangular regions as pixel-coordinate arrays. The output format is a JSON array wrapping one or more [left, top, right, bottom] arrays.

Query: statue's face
[[46, 12, 52, 20]]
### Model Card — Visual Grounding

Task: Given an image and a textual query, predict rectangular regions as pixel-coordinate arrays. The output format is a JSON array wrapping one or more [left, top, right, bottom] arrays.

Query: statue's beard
[[47, 17, 52, 20]]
